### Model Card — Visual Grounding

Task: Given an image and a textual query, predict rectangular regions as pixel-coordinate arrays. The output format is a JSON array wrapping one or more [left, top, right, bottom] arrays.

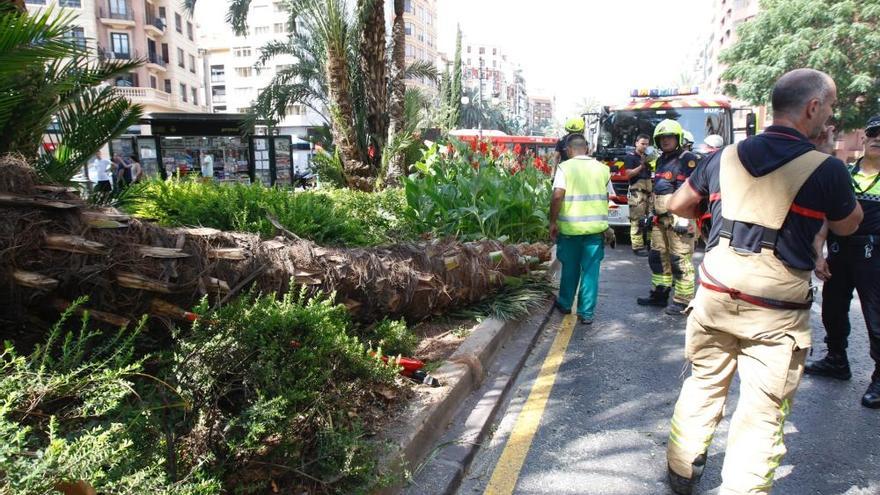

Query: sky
[[195, 0, 714, 122]]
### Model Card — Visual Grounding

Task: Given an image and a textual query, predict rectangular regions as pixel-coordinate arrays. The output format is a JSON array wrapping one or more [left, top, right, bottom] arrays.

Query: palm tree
[[0, 4, 142, 184]]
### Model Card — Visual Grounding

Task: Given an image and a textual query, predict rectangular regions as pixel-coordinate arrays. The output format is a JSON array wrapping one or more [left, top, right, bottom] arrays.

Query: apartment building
[[461, 39, 530, 128], [387, 0, 438, 93], [200, 0, 325, 138], [528, 94, 554, 134], [26, 0, 207, 116]]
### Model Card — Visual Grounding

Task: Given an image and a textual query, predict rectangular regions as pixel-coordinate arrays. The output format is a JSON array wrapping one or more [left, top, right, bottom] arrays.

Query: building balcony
[[98, 7, 135, 28], [112, 86, 209, 113], [145, 16, 165, 36], [146, 52, 167, 72], [98, 46, 134, 61]]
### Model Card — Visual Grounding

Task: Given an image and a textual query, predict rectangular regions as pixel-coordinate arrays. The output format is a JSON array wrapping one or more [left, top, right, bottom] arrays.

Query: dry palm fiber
[[0, 154, 551, 338]]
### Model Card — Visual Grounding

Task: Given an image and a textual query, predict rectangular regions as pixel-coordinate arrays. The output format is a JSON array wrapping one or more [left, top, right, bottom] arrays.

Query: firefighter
[[549, 134, 611, 325], [806, 114, 880, 409], [624, 133, 653, 256], [555, 117, 585, 163], [636, 119, 700, 315], [663, 69, 862, 494], [682, 130, 695, 152]]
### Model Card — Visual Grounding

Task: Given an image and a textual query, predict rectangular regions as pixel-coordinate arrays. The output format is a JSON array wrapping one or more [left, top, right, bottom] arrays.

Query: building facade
[[200, 0, 325, 139], [384, 0, 438, 93], [26, 0, 208, 115], [528, 94, 554, 134], [461, 39, 530, 131]]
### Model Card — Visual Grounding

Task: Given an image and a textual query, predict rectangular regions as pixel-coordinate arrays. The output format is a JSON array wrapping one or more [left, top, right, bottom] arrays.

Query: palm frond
[[0, 7, 85, 77], [225, 0, 253, 36], [448, 273, 555, 322], [404, 60, 438, 84]]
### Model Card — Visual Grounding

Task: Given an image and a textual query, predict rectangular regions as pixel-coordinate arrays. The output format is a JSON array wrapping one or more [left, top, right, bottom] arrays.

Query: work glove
[[603, 227, 616, 249], [672, 215, 691, 235]]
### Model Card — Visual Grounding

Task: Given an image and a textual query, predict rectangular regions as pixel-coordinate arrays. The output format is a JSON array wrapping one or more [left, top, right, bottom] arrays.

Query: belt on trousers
[[629, 188, 650, 194], [699, 265, 813, 310]]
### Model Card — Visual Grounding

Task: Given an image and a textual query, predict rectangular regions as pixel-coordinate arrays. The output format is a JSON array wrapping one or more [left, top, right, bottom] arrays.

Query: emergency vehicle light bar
[[630, 86, 700, 98]]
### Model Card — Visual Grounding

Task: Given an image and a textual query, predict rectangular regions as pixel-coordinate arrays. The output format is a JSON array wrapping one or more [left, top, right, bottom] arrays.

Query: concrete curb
[[377, 257, 561, 494]]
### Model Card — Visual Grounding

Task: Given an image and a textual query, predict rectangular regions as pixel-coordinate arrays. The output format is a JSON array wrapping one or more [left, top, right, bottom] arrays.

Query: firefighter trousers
[[628, 184, 651, 251], [821, 236, 880, 375], [556, 233, 604, 319], [649, 215, 695, 304], [667, 288, 809, 494]]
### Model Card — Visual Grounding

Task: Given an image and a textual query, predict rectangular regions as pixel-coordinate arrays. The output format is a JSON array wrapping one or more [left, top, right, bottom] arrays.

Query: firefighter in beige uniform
[[623, 133, 653, 256], [663, 69, 862, 494]]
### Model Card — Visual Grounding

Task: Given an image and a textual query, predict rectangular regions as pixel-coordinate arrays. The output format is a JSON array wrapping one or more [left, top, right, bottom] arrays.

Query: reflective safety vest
[[557, 156, 610, 236]]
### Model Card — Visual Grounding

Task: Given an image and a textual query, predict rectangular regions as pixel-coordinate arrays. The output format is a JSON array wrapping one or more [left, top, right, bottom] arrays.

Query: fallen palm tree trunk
[[0, 155, 550, 334]]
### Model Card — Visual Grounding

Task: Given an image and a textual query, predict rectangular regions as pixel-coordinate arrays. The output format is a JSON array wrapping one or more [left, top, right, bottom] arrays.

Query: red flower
[[368, 144, 376, 160], [479, 141, 488, 154], [514, 143, 522, 155], [470, 140, 478, 152]]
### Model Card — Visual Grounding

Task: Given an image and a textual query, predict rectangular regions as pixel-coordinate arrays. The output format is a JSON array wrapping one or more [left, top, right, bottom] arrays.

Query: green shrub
[[403, 143, 552, 243], [128, 178, 414, 246], [368, 318, 418, 356], [173, 288, 400, 493], [0, 299, 218, 495]]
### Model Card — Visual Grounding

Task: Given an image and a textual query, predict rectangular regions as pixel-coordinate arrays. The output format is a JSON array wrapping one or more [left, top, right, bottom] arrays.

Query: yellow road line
[[484, 314, 576, 495]]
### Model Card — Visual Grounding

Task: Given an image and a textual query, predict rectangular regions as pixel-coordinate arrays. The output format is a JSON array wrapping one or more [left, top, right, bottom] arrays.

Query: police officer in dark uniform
[[637, 119, 701, 314], [807, 114, 880, 409]]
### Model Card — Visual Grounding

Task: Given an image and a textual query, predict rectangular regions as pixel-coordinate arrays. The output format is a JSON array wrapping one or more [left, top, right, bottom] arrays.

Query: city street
[[458, 245, 880, 495]]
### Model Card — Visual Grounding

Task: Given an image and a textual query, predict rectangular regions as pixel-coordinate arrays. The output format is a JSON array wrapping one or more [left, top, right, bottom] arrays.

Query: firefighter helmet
[[653, 119, 684, 148], [683, 130, 695, 146], [564, 117, 585, 133]]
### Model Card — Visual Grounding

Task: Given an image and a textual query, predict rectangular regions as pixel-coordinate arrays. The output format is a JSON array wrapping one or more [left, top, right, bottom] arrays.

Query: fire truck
[[585, 87, 755, 231]]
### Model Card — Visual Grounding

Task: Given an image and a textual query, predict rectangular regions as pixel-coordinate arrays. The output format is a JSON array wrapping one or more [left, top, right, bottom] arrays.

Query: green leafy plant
[[128, 177, 414, 246], [368, 318, 418, 356], [403, 141, 552, 243]]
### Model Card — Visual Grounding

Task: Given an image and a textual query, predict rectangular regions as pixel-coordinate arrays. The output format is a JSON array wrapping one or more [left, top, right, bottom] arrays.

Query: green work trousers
[[556, 233, 605, 319]]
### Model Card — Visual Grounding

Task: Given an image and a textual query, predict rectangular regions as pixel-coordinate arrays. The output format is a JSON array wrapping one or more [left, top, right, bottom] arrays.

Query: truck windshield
[[598, 107, 731, 155]]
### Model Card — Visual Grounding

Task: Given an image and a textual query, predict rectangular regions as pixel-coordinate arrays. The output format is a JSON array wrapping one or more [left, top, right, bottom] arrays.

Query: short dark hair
[[566, 134, 588, 149], [771, 68, 833, 117], [635, 134, 651, 143]]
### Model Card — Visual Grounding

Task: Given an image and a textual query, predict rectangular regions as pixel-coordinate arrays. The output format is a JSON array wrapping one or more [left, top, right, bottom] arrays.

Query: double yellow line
[[484, 314, 577, 495]]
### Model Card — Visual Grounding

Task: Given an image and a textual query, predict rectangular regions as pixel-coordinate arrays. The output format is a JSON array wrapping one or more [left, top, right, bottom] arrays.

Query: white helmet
[[704, 134, 724, 149]]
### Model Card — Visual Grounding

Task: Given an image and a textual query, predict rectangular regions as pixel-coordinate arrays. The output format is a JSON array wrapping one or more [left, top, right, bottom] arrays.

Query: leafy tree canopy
[[720, 0, 880, 130]]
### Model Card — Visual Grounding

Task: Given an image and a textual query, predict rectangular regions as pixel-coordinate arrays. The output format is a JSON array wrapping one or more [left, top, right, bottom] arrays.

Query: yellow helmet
[[564, 117, 585, 133], [653, 119, 684, 148]]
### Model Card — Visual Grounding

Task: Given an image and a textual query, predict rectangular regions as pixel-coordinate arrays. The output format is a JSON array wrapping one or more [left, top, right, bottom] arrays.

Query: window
[[164, 79, 172, 93], [426, 12, 432, 25], [405, 44, 415, 58], [404, 0, 412, 12], [233, 47, 251, 57], [235, 67, 252, 77], [191, 87, 198, 105], [212, 86, 226, 103], [492, 48, 497, 55], [25, 0, 46, 4], [479, 46, 485, 55], [149, 75, 157, 89], [274, 23, 286, 33], [161, 43, 169, 63], [273, 2, 285, 12], [234, 87, 253, 97], [405, 22, 413, 35], [159, 6, 166, 18], [59, 0, 81, 7], [180, 83, 187, 101], [174, 13, 182, 33], [286, 104, 306, 116], [186, 21, 193, 40], [66, 27, 86, 48], [108, 0, 127, 15], [189, 54, 196, 73], [110, 33, 130, 57], [114, 73, 136, 87], [467, 46, 471, 53], [253, 26, 269, 35], [210, 65, 225, 82], [177, 47, 184, 67], [417, 29, 424, 42]]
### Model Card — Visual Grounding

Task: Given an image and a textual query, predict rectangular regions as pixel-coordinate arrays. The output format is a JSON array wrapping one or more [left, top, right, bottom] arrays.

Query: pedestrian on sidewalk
[[662, 68, 862, 494], [806, 114, 880, 409], [623, 133, 653, 257], [548, 134, 612, 325], [90, 150, 112, 193]]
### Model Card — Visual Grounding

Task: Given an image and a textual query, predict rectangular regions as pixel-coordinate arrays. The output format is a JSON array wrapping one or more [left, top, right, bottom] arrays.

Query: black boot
[[667, 454, 706, 495], [637, 286, 670, 307], [633, 247, 649, 257], [804, 351, 852, 380], [863, 375, 880, 409], [665, 301, 688, 316]]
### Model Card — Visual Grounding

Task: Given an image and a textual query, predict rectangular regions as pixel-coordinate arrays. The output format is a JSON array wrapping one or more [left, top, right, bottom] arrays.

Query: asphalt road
[[458, 245, 880, 495]]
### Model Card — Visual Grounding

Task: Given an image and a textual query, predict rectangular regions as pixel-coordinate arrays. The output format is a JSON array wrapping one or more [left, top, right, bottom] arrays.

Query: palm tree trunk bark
[[383, 0, 407, 187], [358, 0, 387, 169], [325, 47, 372, 191], [0, 156, 551, 333]]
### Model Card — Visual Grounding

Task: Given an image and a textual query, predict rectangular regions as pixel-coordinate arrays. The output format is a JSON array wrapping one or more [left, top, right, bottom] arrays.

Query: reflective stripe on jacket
[[558, 156, 610, 236]]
